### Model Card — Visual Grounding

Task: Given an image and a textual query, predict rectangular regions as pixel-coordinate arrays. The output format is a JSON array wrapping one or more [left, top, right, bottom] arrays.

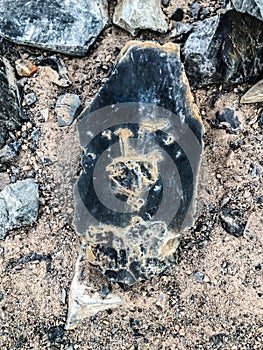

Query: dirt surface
[[0, 0, 262, 349]]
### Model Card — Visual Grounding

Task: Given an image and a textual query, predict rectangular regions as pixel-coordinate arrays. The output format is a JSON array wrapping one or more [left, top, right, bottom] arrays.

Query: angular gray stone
[[113, 0, 168, 36], [74, 40, 204, 285], [0, 178, 39, 239], [0, 56, 21, 147], [55, 93, 82, 127], [0, 0, 109, 55], [241, 79, 263, 104], [183, 10, 263, 87], [232, 0, 263, 21]]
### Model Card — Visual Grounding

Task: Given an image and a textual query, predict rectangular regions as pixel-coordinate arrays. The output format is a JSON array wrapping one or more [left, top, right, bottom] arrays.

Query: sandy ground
[[0, 0, 262, 349]]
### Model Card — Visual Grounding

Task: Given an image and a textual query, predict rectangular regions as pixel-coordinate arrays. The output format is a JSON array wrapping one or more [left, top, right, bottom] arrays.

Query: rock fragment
[[113, 0, 168, 36], [183, 10, 263, 87], [74, 41, 204, 285], [65, 244, 123, 329], [0, 178, 39, 239], [241, 80, 263, 104], [0, 0, 109, 55], [213, 108, 241, 134], [232, 0, 263, 21], [39, 56, 71, 87], [0, 56, 21, 147], [220, 207, 246, 238], [55, 93, 82, 127], [15, 59, 37, 77]]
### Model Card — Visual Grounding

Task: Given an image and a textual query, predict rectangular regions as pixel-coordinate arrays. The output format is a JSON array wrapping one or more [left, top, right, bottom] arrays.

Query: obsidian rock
[[220, 207, 246, 237], [171, 7, 184, 21], [74, 41, 204, 285], [183, 10, 263, 87], [0, 57, 21, 147], [0, 0, 109, 55]]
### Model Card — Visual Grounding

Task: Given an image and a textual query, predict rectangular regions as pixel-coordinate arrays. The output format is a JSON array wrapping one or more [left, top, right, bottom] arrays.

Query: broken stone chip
[[0, 178, 39, 239], [65, 243, 123, 329], [38, 56, 71, 87], [0, 56, 21, 147], [55, 93, 82, 127], [74, 40, 204, 285], [240, 79, 263, 104], [113, 0, 168, 36], [0, 0, 109, 55], [183, 10, 263, 87]]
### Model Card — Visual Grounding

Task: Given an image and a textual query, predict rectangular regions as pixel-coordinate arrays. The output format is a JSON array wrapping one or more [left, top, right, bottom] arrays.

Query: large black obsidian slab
[[0, 56, 21, 147], [0, 0, 109, 55], [183, 10, 263, 87], [74, 41, 204, 285]]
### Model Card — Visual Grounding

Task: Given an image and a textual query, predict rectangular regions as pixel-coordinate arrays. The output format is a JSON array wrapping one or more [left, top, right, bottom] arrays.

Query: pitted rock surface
[[74, 41, 204, 285], [0, 0, 109, 55]]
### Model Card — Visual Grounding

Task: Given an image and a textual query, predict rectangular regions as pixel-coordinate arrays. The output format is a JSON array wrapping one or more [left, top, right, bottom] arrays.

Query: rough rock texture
[[183, 10, 263, 87], [66, 243, 123, 329], [0, 0, 109, 55], [232, 0, 263, 21], [113, 0, 168, 36], [74, 41, 203, 285], [55, 93, 82, 126], [0, 178, 39, 239], [0, 56, 21, 147], [241, 79, 263, 104]]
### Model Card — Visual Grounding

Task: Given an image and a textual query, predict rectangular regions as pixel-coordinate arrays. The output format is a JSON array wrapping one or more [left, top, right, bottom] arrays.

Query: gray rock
[[241, 79, 263, 104], [183, 10, 263, 87], [113, 0, 168, 36], [55, 93, 82, 127], [0, 178, 39, 239], [0, 0, 109, 55], [0, 57, 21, 147], [75, 41, 204, 285], [232, 0, 263, 21]]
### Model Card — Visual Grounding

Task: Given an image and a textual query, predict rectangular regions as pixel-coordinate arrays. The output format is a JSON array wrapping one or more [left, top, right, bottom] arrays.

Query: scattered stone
[[47, 326, 64, 344], [39, 56, 71, 87], [55, 93, 82, 127], [0, 56, 21, 147], [0, 145, 17, 163], [194, 271, 203, 282], [100, 286, 110, 298], [65, 244, 123, 329], [0, 0, 109, 55], [171, 7, 184, 21], [24, 92, 37, 106], [170, 22, 193, 39], [258, 113, 263, 129], [213, 108, 241, 134], [15, 59, 37, 77], [75, 40, 204, 285], [0, 178, 39, 239], [189, 2, 202, 20], [241, 80, 263, 104], [183, 10, 263, 87], [220, 207, 246, 237], [232, 0, 263, 21], [113, 0, 168, 36]]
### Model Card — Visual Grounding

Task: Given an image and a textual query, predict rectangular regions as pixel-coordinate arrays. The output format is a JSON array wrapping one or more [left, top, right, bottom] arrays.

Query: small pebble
[[15, 59, 37, 77], [171, 7, 184, 21]]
